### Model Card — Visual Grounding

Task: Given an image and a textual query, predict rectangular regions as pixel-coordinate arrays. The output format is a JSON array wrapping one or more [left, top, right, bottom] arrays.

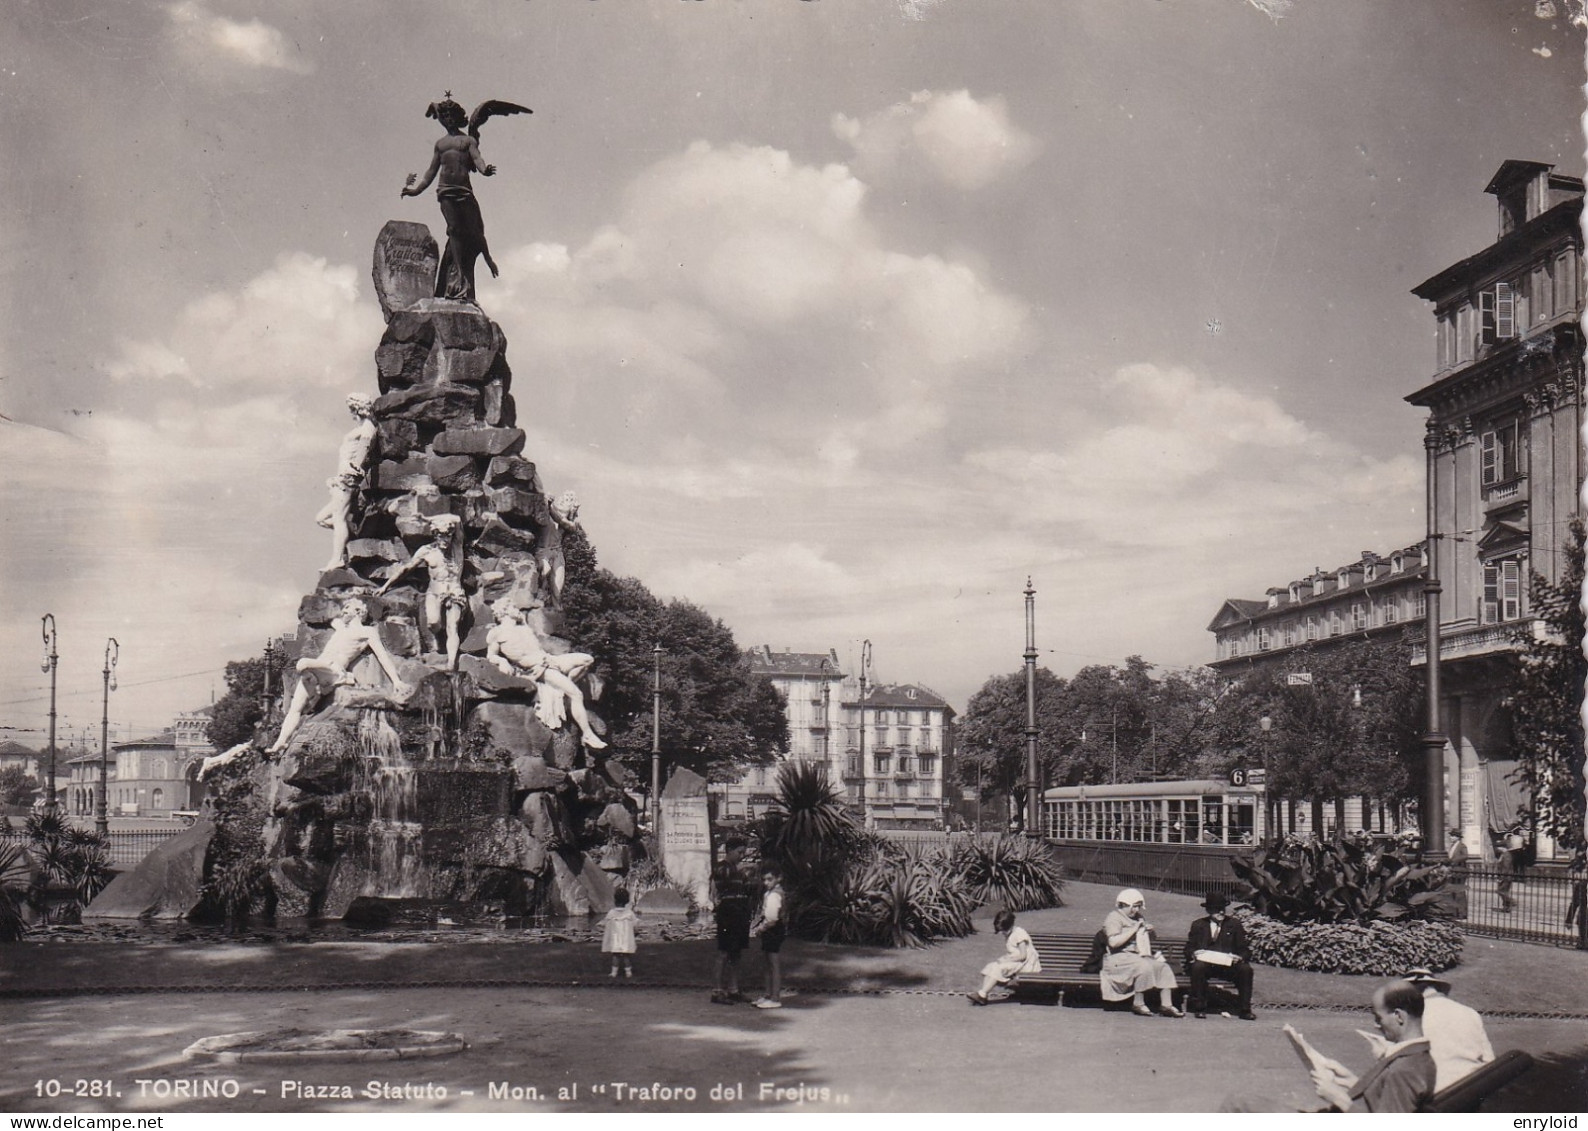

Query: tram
[[1040, 779, 1265, 847]]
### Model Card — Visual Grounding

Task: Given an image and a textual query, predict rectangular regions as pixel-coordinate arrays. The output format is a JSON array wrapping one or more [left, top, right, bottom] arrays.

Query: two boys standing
[[711, 838, 790, 1009]]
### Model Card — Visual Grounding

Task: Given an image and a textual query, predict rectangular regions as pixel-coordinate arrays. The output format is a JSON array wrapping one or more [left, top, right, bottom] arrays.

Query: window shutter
[[1495, 282, 1515, 338], [1502, 560, 1521, 621], [1482, 564, 1499, 624], [1480, 431, 1498, 486], [1480, 290, 1497, 344]]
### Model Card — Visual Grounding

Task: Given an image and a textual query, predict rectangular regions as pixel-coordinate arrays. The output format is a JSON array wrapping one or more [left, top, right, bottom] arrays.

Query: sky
[[0, 0, 1584, 745]]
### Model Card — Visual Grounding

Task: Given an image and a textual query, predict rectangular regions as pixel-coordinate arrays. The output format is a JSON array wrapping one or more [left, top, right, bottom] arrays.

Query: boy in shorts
[[710, 838, 753, 1004], [753, 864, 788, 1009]]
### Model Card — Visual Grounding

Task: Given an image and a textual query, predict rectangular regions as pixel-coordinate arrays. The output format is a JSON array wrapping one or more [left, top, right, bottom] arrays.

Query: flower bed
[[1237, 908, 1463, 974]]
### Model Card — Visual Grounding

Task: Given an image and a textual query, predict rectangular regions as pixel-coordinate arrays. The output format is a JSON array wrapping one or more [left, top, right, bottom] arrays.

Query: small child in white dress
[[602, 888, 637, 977]]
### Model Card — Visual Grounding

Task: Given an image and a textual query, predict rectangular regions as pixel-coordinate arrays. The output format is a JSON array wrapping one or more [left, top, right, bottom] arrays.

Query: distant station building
[[1407, 159, 1584, 859], [1207, 544, 1429, 676]]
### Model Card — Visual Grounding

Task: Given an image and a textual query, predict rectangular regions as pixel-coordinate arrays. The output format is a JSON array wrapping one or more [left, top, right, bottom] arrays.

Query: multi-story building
[[107, 732, 203, 816], [716, 647, 956, 830], [1406, 159, 1584, 861], [64, 750, 115, 818], [0, 740, 42, 783], [717, 647, 848, 821], [842, 682, 955, 831], [1208, 544, 1429, 675]]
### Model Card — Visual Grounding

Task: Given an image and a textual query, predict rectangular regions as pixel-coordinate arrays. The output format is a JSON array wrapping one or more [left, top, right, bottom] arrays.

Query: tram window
[[1232, 802, 1255, 844]]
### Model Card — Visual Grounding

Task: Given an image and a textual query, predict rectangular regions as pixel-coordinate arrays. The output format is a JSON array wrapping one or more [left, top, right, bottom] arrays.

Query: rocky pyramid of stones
[[257, 221, 638, 920]]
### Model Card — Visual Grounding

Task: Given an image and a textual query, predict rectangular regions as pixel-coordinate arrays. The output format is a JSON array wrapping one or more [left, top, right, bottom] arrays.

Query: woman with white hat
[[1101, 888, 1182, 1017]]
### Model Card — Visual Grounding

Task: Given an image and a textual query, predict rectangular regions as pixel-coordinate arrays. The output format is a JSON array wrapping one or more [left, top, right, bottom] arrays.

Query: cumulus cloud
[[833, 90, 1039, 191], [105, 252, 382, 391], [489, 140, 1031, 464], [166, 1, 313, 74]]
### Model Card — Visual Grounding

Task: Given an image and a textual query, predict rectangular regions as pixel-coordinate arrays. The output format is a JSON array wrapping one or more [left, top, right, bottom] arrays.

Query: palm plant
[[0, 841, 31, 942], [949, 834, 1066, 911], [758, 761, 861, 891]]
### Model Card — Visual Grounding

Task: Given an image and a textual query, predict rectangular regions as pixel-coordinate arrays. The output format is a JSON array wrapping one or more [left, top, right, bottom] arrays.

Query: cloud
[[833, 90, 1039, 191], [166, 1, 313, 75], [488, 140, 1031, 463], [104, 252, 382, 391]]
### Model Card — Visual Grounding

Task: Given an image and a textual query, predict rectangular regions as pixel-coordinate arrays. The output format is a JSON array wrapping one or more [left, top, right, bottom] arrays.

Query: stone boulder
[[83, 819, 216, 920], [371, 221, 439, 323]]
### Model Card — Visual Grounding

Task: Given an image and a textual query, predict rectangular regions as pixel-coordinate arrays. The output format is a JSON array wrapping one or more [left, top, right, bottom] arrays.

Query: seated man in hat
[[1393, 968, 1493, 1090], [1185, 892, 1255, 1020]]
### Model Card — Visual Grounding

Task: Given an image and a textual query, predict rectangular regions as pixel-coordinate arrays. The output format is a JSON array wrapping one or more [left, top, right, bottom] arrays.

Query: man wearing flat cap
[[1185, 892, 1255, 1020], [1402, 967, 1494, 1090]]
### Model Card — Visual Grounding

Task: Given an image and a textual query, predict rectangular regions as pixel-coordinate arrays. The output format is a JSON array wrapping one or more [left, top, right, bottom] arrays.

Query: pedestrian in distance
[[709, 837, 754, 1005], [1496, 826, 1525, 913], [752, 864, 789, 1009], [967, 908, 1040, 1005], [1445, 829, 1470, 919], [602, 888, 637, 979]]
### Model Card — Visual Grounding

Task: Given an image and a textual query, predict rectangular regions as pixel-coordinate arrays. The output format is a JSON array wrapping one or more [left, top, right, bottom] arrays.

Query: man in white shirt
[[1402, 968, 1494, 1090]]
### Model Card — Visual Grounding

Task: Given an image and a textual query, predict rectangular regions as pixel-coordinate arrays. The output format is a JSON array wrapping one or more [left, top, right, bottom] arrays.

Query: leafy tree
[[206, 656, 273, 751], [0, 766, 39, 808], [1507, 519, 1586, 853], [560, 527, 789, 784], [953, 667, 1068, 823]]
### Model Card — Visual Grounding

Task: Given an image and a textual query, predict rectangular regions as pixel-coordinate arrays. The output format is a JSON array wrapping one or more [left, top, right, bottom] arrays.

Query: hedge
[[1236, 908, 1463, 974]]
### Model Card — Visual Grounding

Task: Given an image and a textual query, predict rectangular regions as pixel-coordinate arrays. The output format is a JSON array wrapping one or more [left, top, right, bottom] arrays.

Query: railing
[[1, 827, 186, 868], [1455, 866, 1587, 948], [1046, 840, 1247, 899], [1411, 622, 1524, 664]]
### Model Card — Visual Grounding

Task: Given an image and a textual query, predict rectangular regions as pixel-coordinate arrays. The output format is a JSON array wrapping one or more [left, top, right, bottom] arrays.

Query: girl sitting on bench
[[968, 909, 1041, 1005]]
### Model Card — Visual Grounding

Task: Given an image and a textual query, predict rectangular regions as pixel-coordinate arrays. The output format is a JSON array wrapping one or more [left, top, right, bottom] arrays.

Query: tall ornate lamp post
[[1258, 714, 1274, 842], [857, 640, 871, 825], [1421, 429, 1448, 853], [261, 637, 279, 716], [96, 639, 119, 837], [1023, 579, 1041, 839], [40, 614, 59, 814], [651, 643, 663, 823]]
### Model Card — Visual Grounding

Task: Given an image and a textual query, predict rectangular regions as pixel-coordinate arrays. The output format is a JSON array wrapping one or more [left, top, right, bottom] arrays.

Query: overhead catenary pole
[[857, 640, 871, 825], [1421, 428, 1448, 853], [41, 614, 59, 814], [651, 642, 663, 824], [1024, 578, 1040, 839], [97, 639, 119, 837]]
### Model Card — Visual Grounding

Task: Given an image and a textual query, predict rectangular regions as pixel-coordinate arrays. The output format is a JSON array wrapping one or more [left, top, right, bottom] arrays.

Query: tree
[[1507, 519, 1586, 853], [0, 766, 39, 808], [560, 527, 789, 784], [206, 656, 273, 751], [954, 667, 1068, 823]]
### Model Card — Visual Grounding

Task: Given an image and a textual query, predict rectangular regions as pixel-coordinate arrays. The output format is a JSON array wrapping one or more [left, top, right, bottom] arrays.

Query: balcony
[[1411, 619, 1532, 665], [1482, 475, 1529, 514]]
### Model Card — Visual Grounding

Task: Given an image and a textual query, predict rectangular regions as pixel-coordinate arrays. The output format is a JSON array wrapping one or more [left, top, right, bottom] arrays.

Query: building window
[[1415, 592, 1427, 618], [1390, 554, 1403, 575], [1352, 603, 1368, 632], [1283, 624, 1297, 648], [873, 754, 890, 774], [1480, 282, 1517, 344], [1257, 627, 1271, 652], [1384, 599, 1399, 625], [918, 754, 935, 776], [1480, 420, 1526, 486], [1337, 570, 1350, 590], [846, 755, 860, 777], [1306, 616, 1319, 641], [1482, 559, 1523, 623], [1329, 610, 1342, 636], [897, 755, 912, 774], [898, 780, 911, 798]]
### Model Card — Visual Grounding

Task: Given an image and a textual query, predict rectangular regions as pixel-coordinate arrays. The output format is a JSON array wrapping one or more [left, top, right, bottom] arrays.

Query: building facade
[[64, 751, 115, 818], [1208, 544, 1429, 676], [1406, 160, 1584, 861], [108, 734, 202, 816], [716, 647, 956, 830], [717, 647, 848, 821], [842, 682, 955, 830]]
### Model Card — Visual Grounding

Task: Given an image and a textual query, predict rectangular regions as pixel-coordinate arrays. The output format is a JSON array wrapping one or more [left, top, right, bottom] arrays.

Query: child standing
[[752, 864, 787, 1009], [602, 888, 637, 978]]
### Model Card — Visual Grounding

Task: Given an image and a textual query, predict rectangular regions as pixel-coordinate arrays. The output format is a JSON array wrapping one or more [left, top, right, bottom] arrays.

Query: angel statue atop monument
[[401, 92, 531, 303]]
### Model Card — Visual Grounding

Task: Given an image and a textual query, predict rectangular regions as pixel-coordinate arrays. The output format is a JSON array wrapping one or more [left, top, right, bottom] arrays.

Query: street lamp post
[[651, 643, 663, 824], [1259, 714, 1274, 842], [1420, 427, 1448, 853], [261, 637, 278, 716], [41, 614, 59, 814], [857, 640, 871, 826], [97, 639, 118, 838], [1023, 579, 1041, 839]]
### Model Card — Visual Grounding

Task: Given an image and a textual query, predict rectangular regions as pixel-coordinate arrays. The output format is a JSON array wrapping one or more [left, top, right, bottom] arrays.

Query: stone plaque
[[372, 221, 439, 322], [659, 766, 713, 910]]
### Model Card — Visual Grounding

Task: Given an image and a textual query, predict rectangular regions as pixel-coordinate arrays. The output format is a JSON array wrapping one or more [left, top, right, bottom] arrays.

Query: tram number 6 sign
[[1228, 767, 1248, 788]]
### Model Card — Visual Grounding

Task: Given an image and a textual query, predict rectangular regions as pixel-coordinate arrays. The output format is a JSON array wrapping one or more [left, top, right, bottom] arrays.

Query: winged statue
[[402, 93, 532, 303]]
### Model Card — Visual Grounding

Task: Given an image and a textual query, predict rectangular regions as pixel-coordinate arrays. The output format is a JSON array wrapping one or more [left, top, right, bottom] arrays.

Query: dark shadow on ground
[[1487, 1042, 1588, 1112]]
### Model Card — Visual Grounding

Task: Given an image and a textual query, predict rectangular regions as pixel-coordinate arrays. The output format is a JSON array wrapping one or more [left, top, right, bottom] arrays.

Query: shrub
[[797, 843, 974, 948], [1231, 834, 1458, 925], [1236, 907, 1463, 974], [949, 834, 1066, 911], [198, 747, 273, 924]]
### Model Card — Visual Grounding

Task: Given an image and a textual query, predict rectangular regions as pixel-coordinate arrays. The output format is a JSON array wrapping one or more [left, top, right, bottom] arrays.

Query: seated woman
[[967, 908, 1041, 1005], [1101, 888, 1183, 1017]]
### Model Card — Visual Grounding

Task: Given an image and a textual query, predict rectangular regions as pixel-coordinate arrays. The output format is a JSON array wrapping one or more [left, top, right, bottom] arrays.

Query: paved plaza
[[3, 883, 1586, 1114]]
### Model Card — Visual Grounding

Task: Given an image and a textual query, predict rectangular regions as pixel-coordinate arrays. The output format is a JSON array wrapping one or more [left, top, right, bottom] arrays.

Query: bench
[[1007, 932, 1196, 1007], [1426, 1049, 1535, 1113]]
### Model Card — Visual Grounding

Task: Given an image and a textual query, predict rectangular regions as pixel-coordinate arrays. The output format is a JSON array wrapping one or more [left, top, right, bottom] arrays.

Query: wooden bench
[[1426, 1049, 1535, 1113], [1007, 932, 1194, 1006]]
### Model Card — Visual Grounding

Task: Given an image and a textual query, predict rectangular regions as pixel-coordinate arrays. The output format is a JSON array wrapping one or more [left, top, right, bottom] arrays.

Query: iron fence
[[1, 827, 184, 868], [1045, 840, 1247, 900]]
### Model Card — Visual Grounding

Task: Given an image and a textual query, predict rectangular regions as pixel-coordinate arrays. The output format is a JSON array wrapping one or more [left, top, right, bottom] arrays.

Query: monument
[[92, 100, 644, 923]]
